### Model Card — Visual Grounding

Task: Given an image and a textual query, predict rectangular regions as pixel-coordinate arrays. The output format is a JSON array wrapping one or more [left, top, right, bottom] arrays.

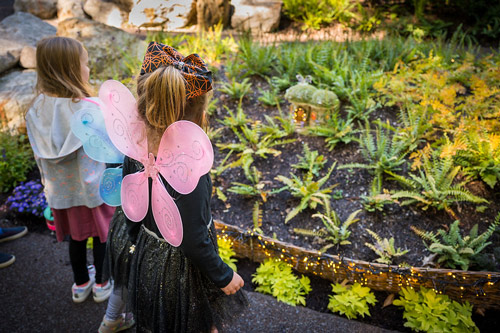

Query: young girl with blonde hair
[[119, 42, 248, 332], [25, 36, 114, 304]]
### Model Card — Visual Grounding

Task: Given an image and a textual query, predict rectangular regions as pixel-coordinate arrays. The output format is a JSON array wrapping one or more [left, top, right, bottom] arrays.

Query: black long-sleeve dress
[[124, 157, 247, 332]]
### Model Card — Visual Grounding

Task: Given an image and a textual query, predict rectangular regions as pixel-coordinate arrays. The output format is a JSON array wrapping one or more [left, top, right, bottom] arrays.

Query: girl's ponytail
[[137, 66, 186, 131]]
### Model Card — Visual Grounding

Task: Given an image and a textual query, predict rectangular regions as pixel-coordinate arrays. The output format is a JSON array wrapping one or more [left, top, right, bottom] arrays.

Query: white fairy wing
[[156, 120, 214, 194], [71, 107, 124, 163]]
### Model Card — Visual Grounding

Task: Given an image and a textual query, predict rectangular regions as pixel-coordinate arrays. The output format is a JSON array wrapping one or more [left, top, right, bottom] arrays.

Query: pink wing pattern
[[157, 120, 214, 194], [99, 80, 214, 247]]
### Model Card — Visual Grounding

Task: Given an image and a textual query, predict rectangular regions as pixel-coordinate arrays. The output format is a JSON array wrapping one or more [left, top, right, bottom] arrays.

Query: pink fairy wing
[[157, 120, 214, 194], [99, 80, 148, 162], [151, 178, 183, 247], [121, 171, 149, 222]]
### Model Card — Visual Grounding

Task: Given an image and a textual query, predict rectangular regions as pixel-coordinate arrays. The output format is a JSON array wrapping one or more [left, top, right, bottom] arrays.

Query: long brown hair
[[183, 92, 209, 129], [137, 66, 186, 131], [35, 36, 92, 98]]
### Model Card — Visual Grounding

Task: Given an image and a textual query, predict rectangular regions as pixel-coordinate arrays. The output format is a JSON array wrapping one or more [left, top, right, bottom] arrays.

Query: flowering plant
[[6, 180, 47, 218]]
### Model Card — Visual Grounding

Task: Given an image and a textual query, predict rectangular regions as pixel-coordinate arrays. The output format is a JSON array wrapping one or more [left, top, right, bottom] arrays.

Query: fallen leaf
[[383, 294, 395, 308]]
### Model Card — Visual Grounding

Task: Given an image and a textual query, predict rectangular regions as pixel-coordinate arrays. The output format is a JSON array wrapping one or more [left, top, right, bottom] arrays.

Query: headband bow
[[140, 42, 212, 99]]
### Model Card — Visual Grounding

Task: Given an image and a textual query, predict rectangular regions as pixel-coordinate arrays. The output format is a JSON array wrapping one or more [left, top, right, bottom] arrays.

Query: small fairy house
[[285, 76, 339, 128]]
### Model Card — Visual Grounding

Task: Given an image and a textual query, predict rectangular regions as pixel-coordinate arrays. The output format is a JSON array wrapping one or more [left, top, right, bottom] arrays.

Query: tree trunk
[[195, 0, 230, 30]]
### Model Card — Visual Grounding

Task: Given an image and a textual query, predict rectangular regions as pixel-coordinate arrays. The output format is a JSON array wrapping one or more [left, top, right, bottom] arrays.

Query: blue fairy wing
[[71, 107, 124, 164], [99, 167, 123, 206]]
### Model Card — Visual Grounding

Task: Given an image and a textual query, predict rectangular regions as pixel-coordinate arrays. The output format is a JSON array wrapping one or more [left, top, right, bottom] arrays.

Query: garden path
[[0, 228, 398, 333]]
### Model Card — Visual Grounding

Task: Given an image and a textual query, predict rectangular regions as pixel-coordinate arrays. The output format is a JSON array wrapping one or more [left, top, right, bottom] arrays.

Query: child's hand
[[221, 271, 244, 295]]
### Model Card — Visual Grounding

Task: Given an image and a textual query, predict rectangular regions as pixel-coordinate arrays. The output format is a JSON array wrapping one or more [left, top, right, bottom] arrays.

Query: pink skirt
[[52, 204, 115, 243]]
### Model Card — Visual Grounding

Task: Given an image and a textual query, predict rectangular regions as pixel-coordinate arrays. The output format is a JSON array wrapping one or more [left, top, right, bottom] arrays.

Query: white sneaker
[[93, 280, 113, 303], [71, 265, 97, 303], [72, 279, 94, 303]]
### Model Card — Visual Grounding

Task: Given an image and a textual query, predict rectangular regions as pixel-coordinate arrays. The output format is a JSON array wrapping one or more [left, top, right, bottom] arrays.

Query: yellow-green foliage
[[252, 258, 312, 306], [327, 282, 377, 319], [373, 52, 500, 169], [393, 287, 479, 333], [217, 237, 238, 271]]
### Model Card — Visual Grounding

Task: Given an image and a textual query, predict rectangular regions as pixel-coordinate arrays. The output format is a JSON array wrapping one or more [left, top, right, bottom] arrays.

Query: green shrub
[[283, 0, 358, 30], [393, 287, 479, 332], [411, 216, 500, 270], [0, 131, 36, 193], [252, 258, 311, 306], [328, 282, 377, 319], [217, 236, 238, 271]]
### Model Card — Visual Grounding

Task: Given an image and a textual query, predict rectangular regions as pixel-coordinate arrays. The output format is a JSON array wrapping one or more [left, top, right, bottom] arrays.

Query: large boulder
[[20, 46, 37, 69], [57, 0, 85, 21], [57, 17, 146, 77], [0, 12, 56, 75], [128, 0, 196, 30], [0, 12, 57, 47], [231, 0, 282, 33], [83, 0, 129, 28], [196, 0, 231, 30], [0, 39, 24, 74], [13, 0, 57, 19], [0, 70, 37, 133]]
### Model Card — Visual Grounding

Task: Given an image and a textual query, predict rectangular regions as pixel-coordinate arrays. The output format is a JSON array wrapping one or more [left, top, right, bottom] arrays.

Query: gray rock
[[83, 0, 129, 28], [13, 0, 57, 19], [57, 17, 146, 77], [0, 70, 37, 133], [19, 46, 37, 69], [0, 38, 23, 74], [128, 0, 196, 30], [0, 12, 57, 47], [231, 0, 282, 33], [57, 0, 85, 21]]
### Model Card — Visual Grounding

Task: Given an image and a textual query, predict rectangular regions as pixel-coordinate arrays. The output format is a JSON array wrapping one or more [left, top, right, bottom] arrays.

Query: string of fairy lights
[[216, 224, 500, 303]]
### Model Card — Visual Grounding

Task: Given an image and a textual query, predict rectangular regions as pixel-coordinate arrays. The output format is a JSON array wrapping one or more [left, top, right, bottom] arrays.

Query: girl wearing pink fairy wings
[[97, 42, 248, 332], [25, 37, 114, 304]]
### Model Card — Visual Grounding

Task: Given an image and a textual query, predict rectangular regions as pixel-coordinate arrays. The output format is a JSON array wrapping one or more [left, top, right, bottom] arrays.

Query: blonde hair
[[35, 36, 92, 99], [137, 66, 186, 131]]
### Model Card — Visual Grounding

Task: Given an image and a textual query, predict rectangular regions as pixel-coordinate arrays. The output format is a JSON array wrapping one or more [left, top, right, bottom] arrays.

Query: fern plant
[[340, 123, 408, 185], [411, 214, 500, 270], [217, 123, 295, 182], [252, 259, 312, 306], [305, 115, 356, 151], [294, 199, 361, 251], [276, 162, 338, 223], [453, 131, 500, 188], [228, 166, 282, 202], [260, 113, 295, 139], [328, 282, 377, 320], [238, 36, 276, 78], [291, 143, 327, 177], [364, 229, 409, 264], [217, 236, 238, 271], [393, 287, 479, 333], [219, 78, 252, 101], [218, 101, 252, 130], [252, 201, 264, 235], [360, 177, 394, 212], [258, 87, 283, 107], [388, 153, 488, 219]]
